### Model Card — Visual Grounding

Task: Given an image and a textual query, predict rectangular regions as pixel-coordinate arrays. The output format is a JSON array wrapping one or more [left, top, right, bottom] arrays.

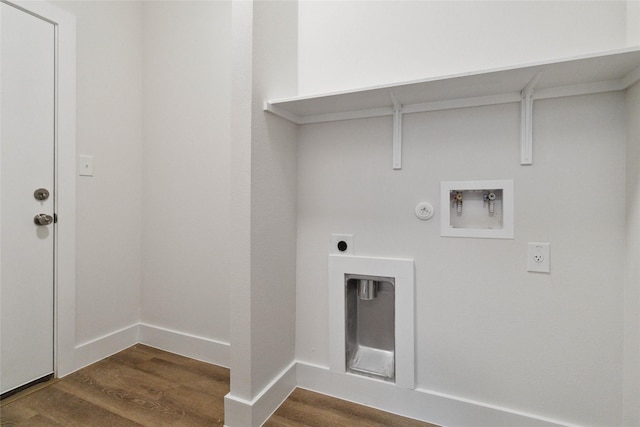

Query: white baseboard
[[296, 362, 578, 427], [224, 361, 297, 427], [74, 324, 139, 371], [138, 323, 230, 368], [72, 322, 230, 374]]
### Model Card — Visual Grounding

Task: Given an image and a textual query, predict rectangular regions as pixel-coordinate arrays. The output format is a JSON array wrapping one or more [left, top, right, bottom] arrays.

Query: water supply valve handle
[[484, 191, 496, 214], [452, 191, 463, 214]]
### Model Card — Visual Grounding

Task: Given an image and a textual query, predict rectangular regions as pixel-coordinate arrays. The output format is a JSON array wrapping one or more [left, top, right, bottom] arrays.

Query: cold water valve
[[484, 191, 496, 215]]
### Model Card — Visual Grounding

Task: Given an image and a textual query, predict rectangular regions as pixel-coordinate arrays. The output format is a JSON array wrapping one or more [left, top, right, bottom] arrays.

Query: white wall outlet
[[527, 242, 550, 273], [331, 234, 354, 255]]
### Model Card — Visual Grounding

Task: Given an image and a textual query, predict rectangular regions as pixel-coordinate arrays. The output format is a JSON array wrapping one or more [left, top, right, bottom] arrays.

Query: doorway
[[0, 0, 76, 395], [1, 0, 56, 397]]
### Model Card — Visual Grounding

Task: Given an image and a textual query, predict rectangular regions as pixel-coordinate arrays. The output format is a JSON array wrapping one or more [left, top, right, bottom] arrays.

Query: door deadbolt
[[34, 188, 50, 201], [34, 213, 54, 226]]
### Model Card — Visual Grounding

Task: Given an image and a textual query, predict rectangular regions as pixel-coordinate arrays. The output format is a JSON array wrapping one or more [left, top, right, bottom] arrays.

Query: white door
[[1, 1, 56, 395]]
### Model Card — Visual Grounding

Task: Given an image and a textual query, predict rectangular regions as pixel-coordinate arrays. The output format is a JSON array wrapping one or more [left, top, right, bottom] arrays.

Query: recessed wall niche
[[440, 179, 514, 239]]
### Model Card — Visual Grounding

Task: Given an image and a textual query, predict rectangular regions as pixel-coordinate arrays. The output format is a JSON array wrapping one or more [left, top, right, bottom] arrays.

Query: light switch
[[79, 155, 93, 177]]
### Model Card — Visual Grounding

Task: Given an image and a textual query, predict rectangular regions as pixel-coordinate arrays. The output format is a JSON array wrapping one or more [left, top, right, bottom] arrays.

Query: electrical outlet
[[527, 242, 550, 273], [330, 234, 354, 255]]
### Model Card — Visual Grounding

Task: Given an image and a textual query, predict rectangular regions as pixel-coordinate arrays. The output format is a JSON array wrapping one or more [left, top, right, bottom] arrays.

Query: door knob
[[34, 213, 54, 226]]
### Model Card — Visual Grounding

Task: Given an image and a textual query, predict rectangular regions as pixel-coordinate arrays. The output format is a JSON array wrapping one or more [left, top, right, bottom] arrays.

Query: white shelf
[[264, 47, 640, 167]]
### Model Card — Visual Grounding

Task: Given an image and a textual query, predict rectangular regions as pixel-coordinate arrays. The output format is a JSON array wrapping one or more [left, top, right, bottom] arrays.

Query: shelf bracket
[[520, 70, 543, 165], [390, 92, 403, 170]]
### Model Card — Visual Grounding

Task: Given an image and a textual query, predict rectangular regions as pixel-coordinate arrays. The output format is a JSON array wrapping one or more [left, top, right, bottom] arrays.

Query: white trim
[[392, 104, 402, 169], [520, 70, 542, 165], [224, 361, 297, 427], [403, 92, 522, 115], [72, 322, 231, 374], [265, 78, 633, 126], [3, 0, 77, 379], [138, 323, 230, 368], [263, 101, 302, 124], [74, 324, 139, 371], [621, 65, 640, 89], [223, 394, 253, 427], [289, 106, 393, 125], [534, 80, 625, 101], [296, 362, 579, 427]]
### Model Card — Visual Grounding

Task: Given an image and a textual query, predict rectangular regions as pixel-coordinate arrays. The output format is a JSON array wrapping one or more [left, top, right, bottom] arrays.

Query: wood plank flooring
[[1, 345, 437, 426]]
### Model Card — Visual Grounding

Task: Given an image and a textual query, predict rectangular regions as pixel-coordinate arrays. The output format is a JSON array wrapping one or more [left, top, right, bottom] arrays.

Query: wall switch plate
[[527, 242, 550, 273], [331, 234, 354, 255], [79, 155, 94, 177]]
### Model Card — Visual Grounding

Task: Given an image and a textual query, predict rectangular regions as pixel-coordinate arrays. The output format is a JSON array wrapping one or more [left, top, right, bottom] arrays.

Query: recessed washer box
[[440, 179, 514, 239], [329, 255, 415, 389]]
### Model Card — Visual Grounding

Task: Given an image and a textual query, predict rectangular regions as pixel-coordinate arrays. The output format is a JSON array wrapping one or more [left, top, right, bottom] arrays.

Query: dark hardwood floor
[[1, 344, 437, 426]]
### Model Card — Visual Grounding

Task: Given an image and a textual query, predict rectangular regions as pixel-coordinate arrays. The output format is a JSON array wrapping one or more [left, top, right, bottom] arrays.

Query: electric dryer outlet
[[331, 234, 354, 255]]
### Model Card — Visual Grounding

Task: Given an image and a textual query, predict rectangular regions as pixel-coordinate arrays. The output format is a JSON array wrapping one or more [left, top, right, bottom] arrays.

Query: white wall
[[226, 1, 298, 425], [43, 3, 637, 425], [55, 1, 143, 348], [298, 0, 628, 95], [630, 0, 640, 46], [141, 1, 232, 346], [53, 0, 233, 368], [249, 0, 298, 397], [624, 81, 640, 426], [227, 0, 253, 403], [296, 92, 627, 426], [296, 3, 636, 424]]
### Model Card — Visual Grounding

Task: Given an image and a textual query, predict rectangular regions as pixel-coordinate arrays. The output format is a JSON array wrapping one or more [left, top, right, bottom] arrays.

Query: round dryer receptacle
[[337, 240, 348, 252]]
